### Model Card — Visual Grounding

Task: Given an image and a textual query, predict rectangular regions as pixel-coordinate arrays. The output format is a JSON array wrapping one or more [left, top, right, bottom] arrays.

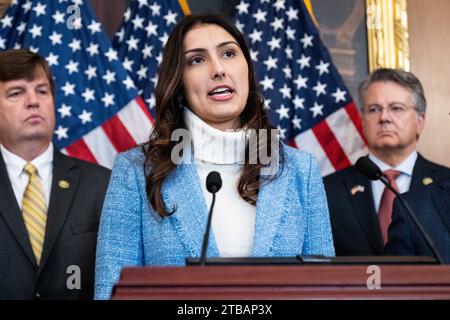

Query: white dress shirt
[[0, 143, 54, 209], [184, 108, 256, 257], [369, 151, 417, 213]]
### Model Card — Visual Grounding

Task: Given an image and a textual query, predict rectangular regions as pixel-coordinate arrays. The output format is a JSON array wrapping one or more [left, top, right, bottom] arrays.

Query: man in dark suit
[[384, 179, 450, 264], [324, 68, 450, 256], [0, 49, 110, 299]]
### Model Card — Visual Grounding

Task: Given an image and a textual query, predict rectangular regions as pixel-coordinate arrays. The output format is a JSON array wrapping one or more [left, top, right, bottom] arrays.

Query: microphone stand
[[200, 191, 216, 266]]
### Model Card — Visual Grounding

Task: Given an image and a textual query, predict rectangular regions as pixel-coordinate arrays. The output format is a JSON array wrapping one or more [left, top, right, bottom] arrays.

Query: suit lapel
[[252, 167, 289, 256], [432, 180, 450, 234], [343, 168, 384, 253], [165, 163, 220, 258], [38, 151, 79, 272], [0, 152, 37, 267], [410, 154, 438, 189]]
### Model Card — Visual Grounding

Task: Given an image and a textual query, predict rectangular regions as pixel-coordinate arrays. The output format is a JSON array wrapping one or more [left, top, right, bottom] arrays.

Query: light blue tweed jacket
[[94, 145, 335, 299]]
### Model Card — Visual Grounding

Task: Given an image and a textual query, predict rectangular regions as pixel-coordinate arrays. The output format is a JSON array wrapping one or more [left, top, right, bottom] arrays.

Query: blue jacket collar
[[162, 161, 289, 259]]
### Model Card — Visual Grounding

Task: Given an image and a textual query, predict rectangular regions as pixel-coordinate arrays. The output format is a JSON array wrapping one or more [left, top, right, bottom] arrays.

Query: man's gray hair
[[358, 68, 426, 114]]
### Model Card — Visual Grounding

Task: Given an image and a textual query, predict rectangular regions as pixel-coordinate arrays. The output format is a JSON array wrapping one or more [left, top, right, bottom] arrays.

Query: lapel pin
[[351, 185, 365, 195], [422, 177, 433, 186], [58, 180, 70, 189]]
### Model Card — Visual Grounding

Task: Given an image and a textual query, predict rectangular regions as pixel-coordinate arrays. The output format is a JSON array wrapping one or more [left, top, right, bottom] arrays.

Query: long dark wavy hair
[[144, 14, 284, 217]]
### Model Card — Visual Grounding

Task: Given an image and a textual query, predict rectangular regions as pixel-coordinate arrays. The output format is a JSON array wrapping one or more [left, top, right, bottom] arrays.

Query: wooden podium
[[111, 264, 450, 299]]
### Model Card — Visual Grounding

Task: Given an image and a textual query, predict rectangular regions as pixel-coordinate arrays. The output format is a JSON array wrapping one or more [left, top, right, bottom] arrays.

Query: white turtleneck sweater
[[184, 108, 256, 257]]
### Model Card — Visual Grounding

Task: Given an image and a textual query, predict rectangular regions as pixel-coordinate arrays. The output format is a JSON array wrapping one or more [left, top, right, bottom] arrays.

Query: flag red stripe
[[288, 139, 298, 148], [65, 139, 98, 163], [136, 96, 155, 124], [102, 116, 136, 153], [312, 120, 351, 170], [344, 102, 367, 144]]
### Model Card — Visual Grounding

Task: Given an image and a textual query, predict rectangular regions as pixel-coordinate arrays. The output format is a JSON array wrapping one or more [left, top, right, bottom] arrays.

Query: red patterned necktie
[[378, 169, 401, 245]]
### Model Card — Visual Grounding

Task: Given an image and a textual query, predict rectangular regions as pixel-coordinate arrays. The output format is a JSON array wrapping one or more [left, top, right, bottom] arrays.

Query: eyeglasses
[[364, 103, 417, 117]]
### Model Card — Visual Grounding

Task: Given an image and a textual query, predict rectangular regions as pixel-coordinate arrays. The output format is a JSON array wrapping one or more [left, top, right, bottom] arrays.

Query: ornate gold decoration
[[366, 0, 410, 71]]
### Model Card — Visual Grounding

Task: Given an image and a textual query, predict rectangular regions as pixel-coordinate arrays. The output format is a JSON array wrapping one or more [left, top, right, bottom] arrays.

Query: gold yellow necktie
[[22, 163, 47, 265]]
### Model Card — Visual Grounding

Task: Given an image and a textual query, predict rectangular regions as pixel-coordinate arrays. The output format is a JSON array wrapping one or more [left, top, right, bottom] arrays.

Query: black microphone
[[355, 156, 443, 264], [355, 156, 383, 180], [199, 171, 222, 265]]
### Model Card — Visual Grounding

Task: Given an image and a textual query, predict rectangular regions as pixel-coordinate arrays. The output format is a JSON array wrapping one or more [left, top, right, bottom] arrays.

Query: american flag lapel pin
[[351, 185, 365, 195]]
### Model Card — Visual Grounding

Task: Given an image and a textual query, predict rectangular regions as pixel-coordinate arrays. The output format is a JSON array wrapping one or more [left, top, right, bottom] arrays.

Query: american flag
[[113, 0, 189, 116], [0, 0, 153, 169], [235, 0, 367, 176]]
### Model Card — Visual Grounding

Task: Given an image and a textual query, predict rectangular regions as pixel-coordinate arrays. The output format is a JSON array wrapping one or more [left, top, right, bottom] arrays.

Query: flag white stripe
[[83, 127, 118, 169], [326, 108, 367, 164], [295, 129, 334, 177], [117, 99, 153, 144]]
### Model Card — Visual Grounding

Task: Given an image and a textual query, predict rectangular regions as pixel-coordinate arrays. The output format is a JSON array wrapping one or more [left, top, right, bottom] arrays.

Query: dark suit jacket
[[384, 179, 450, 264], [323, 154, 450, 256], [0, 149, 110, 299]]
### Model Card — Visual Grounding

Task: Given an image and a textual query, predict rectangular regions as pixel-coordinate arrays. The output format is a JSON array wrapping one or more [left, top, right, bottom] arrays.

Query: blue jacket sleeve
[[94, 152, 144, 300], [302, 154, 335, 257]]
